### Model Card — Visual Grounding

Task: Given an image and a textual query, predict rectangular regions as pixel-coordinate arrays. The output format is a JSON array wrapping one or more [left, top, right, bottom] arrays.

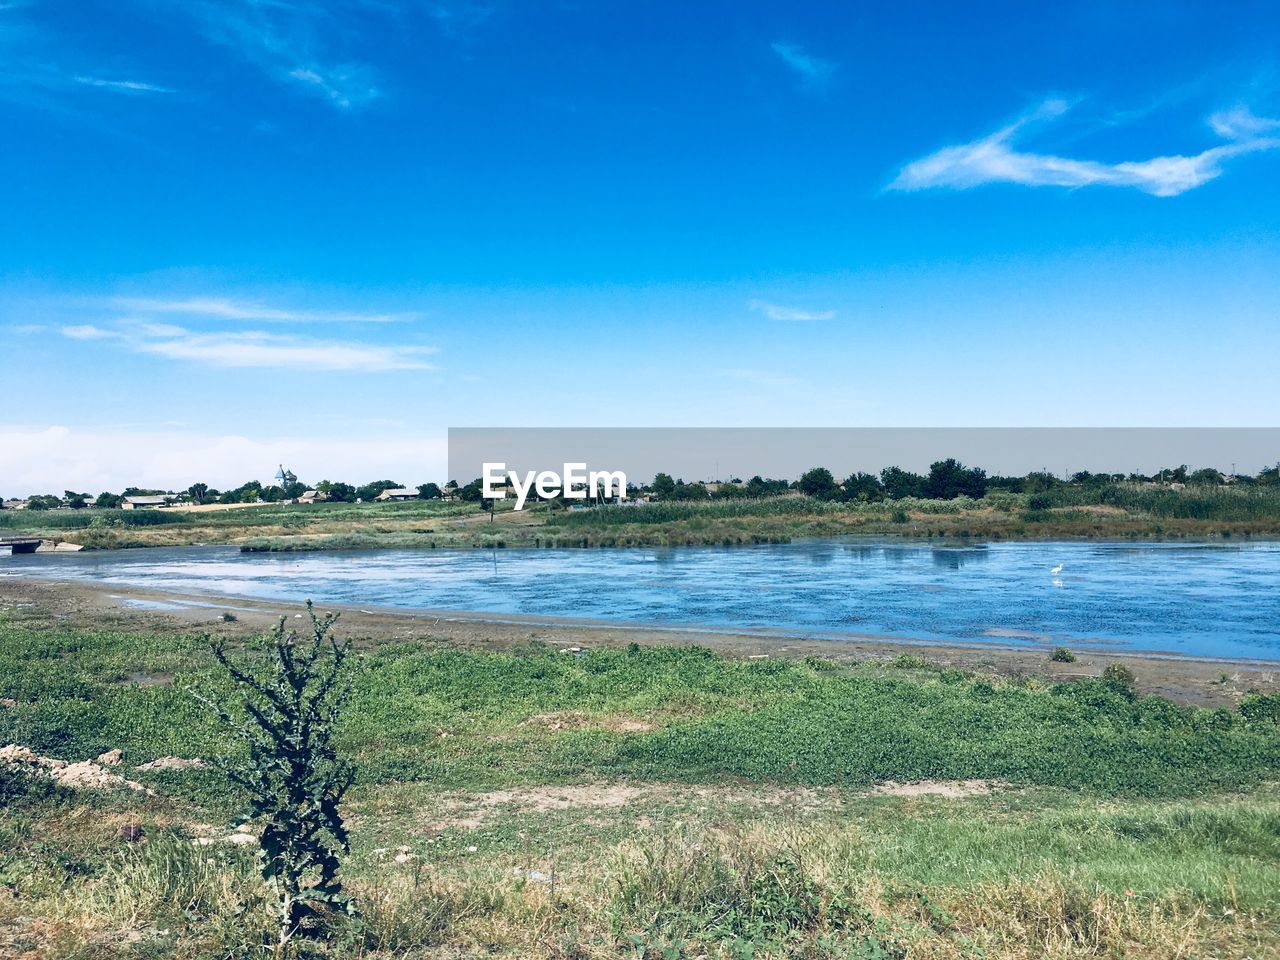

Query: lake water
[[3, 540, 1278, 660]]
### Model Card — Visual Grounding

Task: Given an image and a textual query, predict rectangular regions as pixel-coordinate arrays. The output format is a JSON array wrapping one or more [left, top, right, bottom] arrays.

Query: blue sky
[[2, 1, 1279, 493]]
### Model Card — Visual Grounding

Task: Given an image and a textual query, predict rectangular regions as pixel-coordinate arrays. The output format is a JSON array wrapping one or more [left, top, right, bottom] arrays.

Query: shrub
[[1102, 663, 1137, 694], [194, 603, 356, 950], [0, 762, 67, 808], [1049, 647, 1077, 663], [1240, 693, 1280, 725], [1028, 493, 1054, 511]]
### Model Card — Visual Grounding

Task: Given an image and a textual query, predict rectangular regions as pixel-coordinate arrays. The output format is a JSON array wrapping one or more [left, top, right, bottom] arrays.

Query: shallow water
[[4, 539, 1279, 660]]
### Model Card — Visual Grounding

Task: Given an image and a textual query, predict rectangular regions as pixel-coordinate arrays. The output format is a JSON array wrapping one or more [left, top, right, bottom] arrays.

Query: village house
[[295, 489, 325, 504], [375, 487, 420, 502], [121, 495, 173, 509]]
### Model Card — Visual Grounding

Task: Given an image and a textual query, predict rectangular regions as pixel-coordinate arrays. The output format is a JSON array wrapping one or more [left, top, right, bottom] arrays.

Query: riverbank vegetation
[[6, 464, 1280, 551], [1, 603, 1278, 957]]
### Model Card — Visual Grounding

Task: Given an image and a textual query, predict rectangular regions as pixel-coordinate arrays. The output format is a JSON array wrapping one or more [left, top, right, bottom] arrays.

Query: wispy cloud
[[749, 299, 836, 322], [187, 1, 381, 110], [58, 322, 436, 372], [890, 99, 1280, 197], [771, 42, 836, 91], [60, 324, 114, 340], [73, 76, 174, 95], [116, 296, 409, 324]]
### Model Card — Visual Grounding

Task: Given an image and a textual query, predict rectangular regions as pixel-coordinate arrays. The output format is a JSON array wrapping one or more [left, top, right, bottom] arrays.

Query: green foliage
[[4, 619, 1280, 805], [195, 604, 356, 949], [1102, 663, 1137, 695], [797, 467, 837, 500], [1049, 647, 1077, 663], [924, 459, 987, 500], [1240, 693, 1280, 725], [0, 762, 68, 808]]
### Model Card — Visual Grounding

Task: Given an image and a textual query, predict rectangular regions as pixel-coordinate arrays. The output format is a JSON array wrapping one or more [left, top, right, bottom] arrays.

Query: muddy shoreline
[[2, 574, 1276, 708]]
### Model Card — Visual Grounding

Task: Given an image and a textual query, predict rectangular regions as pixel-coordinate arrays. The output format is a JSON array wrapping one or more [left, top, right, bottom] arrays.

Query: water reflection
[[3, 539, 1278, 660]]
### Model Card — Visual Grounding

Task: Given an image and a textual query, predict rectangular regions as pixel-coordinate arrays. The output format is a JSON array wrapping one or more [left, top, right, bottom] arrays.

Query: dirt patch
[[870, 779, 993, 798], [394, 781, 843, 831], [1, 744, 149, 793], [519, 711, 655, 734]]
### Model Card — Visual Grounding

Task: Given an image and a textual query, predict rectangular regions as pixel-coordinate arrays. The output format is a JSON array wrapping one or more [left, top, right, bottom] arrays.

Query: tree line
[[6, 461, 1278, 511]]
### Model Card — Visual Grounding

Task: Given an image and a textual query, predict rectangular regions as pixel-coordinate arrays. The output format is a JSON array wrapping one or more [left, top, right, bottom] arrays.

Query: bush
[[1240, 693, 1280, 725], [1028, 493, 1054, 511], [0, 763, 67, 808], [1049, 647, 1077, 663], [1102, 663, 1137, 694]]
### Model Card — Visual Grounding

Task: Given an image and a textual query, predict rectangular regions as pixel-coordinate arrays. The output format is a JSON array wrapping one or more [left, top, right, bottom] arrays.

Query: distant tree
[[672, 481, 710, 501], [650, 473, 677, 499], [260, 485, 286, 503], [798, 467, 837, 500], [879, 466, 926, 500], [416, 483, 443, 500], [64, 491, 88, 509], [1258, 465, 1280, 486], [986, 475, 1025, 493], [840, 472, 883, 502], [187, 483, 209, 505], [325, 483, 357, 503], [1188, 467, 1223, 486], [1156, 465, 1189, 484], [1023, 471, 1061, 494], [925, 459, 987, 500], [95, 491, 123, 509], [458, 478, 484, 503], [355, 480, 401, 503], [282, 480, 307, 500]]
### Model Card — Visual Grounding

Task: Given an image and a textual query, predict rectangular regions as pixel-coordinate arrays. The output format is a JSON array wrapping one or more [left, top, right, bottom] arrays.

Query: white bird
[[1050, 563, 1064, 575]]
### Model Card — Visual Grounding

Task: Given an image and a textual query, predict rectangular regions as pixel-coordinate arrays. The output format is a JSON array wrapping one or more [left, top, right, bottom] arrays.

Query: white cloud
[[890, 99, 1280, 197], [188, 1, 380, 110], [57, 323, 436, 372], [115, 296, 407, 324], [74, 75, 173, 94], [138, 331, 435, 371], [60, 324, 115, 339], [0, 425, 448, 496], [1209, 105, 1280, 140], [771, 42, 836, 90], [285, 64, 379, 110], [749, 299, 836, 322]]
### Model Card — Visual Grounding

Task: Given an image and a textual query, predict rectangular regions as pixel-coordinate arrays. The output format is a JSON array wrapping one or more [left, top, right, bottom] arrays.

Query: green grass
[[2, 617, 1277, 800], [2, 609, 1280, 957]]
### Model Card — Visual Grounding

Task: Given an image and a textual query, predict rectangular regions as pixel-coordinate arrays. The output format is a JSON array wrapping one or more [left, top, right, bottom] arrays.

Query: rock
[[118, 823, 145, 842], [97, 749, 123, 766], [512, 867, 552, 883], [226, 833, 257, 846], [136, 756, 205, 771], [1, 744, 148, 793], [55, 760, 148, 792]]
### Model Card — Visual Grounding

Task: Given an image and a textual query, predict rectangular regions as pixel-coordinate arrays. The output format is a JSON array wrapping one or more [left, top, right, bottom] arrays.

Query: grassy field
[[1, 601, 1279, 958], [6, 485, 1280, 553]]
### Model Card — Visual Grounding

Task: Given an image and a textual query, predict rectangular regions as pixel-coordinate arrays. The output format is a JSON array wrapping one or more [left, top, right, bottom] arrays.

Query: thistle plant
[[197, 602, 356, 954]]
